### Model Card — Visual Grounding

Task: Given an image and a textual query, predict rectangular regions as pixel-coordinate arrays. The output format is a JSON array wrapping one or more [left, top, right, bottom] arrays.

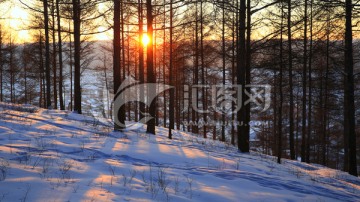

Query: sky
[[2, 1, 357, 44], [1, 1, 31, 43], [0, 1, 111, 43], [0, 0, 273, 44]]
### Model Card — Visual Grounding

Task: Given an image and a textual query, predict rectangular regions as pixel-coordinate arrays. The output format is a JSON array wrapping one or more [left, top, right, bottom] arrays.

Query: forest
[[0, 0, 359, 178]]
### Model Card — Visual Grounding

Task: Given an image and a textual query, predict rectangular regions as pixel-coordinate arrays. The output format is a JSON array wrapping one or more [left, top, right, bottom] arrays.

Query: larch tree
[[344, 0, 357, 177], [277, 1, 284, 164], [237, 0, 249, 152], [56, 0, 65, 110], [72, 0, 81, 113], [146, 0, 156, 135], [168, 0, 174, 139], [43, 0, 52, 109], [113, 0, 126, 130], [287, 0, 295, 160], [138, 0, 145, 121], [301, 0, 308, 163]]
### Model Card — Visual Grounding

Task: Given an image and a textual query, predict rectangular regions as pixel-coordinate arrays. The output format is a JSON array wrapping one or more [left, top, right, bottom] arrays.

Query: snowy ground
[[0, 103, 359, 202]]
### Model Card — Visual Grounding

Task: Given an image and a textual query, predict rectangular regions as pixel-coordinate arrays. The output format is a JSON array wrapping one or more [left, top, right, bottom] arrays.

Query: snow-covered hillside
[[0, 103, 359, 202]]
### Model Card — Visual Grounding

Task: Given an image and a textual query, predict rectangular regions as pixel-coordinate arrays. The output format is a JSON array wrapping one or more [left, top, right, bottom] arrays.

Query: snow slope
[[0, 103, 359, 202]]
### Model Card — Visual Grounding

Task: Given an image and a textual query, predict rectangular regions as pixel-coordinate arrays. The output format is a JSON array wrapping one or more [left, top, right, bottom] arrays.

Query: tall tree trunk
[[245, 0, 251, 150], [162, 0, 167, 128], [221, 0, 226, 142], [39, 32, 46, 108], [192, 2, 199, 135], [322, 13, 330, 166], [277, 2, 284, 164], [44, 0, 52, 108], [175, 53, 180, 130], [51, 1, 58, 109], [288, 0, 295, 160], [56, 0, 64, 110], [154, 13, 159, 127], [9, 39, 14, 103], [231, 0, 238, 146], [72, 0, 81, 114], [127, 24, 131, 120], [200, 1, 207, 138], [103, 53, 110, 119], [168, 0, 174, 139], [306, 0, 313, 163], [69, 23, 73, 111], [11, 40, 17, 102], [301, 0, 308, 162], [134, 49, 139, 122], [273, 69, 278, 156], [146, 0, 156, 134], [121, 1, 126, 82], [138, 0, 145, 120], [237, 0, 248, 152], [113, 0, 125, 130], [344, 0, 357, 177]]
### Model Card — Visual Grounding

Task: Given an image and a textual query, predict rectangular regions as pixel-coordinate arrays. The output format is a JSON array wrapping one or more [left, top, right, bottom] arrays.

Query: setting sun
[[142, 33, 150, 46]]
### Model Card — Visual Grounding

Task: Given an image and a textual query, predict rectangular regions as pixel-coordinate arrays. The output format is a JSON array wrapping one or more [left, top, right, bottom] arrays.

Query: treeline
[[0, 0, 358, 176]]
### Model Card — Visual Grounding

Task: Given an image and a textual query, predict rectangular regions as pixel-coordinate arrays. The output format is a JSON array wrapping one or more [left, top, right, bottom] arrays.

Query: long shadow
[[3, 112, 102, 135]]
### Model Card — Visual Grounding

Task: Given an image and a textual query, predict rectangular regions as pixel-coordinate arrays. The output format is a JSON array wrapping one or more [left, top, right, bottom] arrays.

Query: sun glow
[[141, 33, 150, 46]]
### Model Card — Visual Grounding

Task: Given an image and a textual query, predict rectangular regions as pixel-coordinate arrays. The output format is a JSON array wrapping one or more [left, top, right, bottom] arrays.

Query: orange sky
[[1, 1, 31, 43], [0, 1, 111, 43]]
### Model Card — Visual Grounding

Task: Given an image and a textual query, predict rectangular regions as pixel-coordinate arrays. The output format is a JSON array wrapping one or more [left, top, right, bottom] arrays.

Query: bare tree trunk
[[121, 1, 126, 82], [287, 0, 295, 160], [322, 13, 330, 166], [237, 0, 248, 152], [69, 24, 73, 111], [162, 0, 167, 127], [301, 0, 308, 162], [39, 31, 46, 108], [277, 2, 284, 164], [44, 0, 52, 108], [56, 0, 64, 110], [134, 48, 138, 122], [146, 0, 156, 134], [127, 24, 131, 121], [200, 1, 207, 139], [344, 0, 357, 177], [38, 32, 44, 107], [273, 75, 278, 156], [306, 0, 313, 163], [103, 53, 110, 119], [51, 1, 58, 109], [221, 0, 226, 142], [72, 0, 81, 114], [168, 0, 174, 139], [231, 0, 238, 146], [192, 2, 199, 135], [154, 14, 159, 127], [175, 53, 180, 130], [245, 0, 251, 149], [9, 38, 14, 103], [113, 0, 125, 130], [138, 0, 145, 121]]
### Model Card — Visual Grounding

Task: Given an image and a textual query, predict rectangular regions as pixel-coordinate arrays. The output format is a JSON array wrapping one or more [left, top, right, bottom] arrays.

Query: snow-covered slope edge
[[0, 103, 358, 202]]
